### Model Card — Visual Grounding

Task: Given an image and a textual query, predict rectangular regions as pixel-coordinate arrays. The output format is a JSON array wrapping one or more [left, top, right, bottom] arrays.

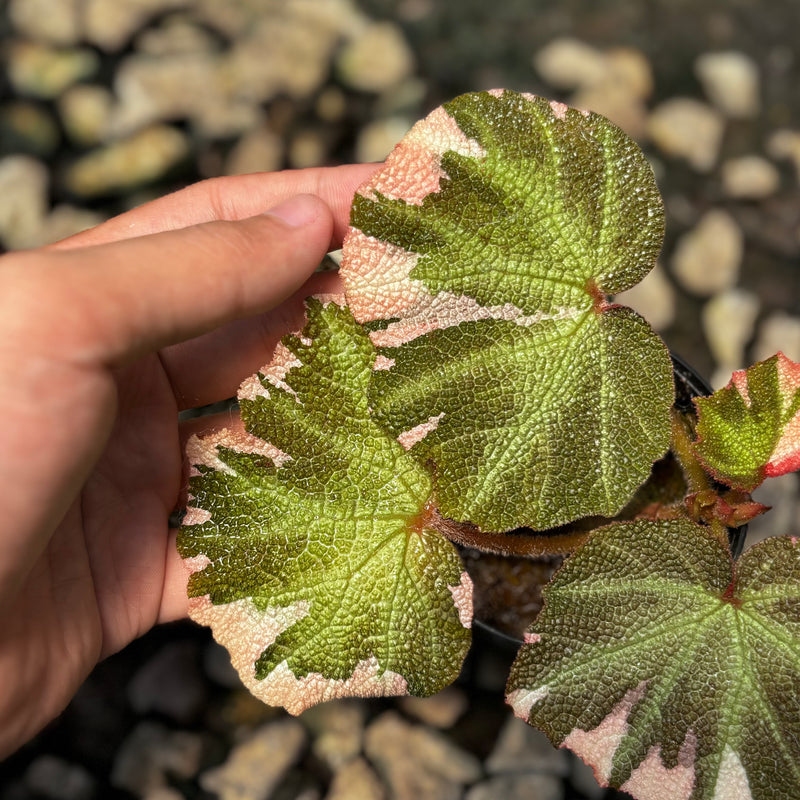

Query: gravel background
[[1, 1, 799, 798]]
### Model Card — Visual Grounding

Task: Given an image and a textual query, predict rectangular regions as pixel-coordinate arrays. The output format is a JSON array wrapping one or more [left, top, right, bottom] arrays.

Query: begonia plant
[[178, 90, 800, 800]]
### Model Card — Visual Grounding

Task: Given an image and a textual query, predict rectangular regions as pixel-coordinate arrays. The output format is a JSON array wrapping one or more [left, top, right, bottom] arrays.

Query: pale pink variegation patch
[[368, 292, 579, 349], [186, 428, 289, 475], [255, 655, 408, 716], [562, 682, 648, 786], [183, 553, 211, 573], [723, 352, 800, 479], [397, 413, 445, 450], [341, 103, 484, 324], [187, 594, 310, 701], [239, 341, 303, 401], [507, 684, 550, 721], [448, 571, 473, 628], [237, 292, 346, 401], [523, 632, 542, 644], [183, 508, 212, 526], [340, 228, 423, 323], [372, 354, 396, 371], [549, 99, 569, 119], [620, 732, 697, 800], [766, 353, 800, 477], [712, 746, 753, 800], [729, 369, 750, 406], [362, 104, 486, 207]]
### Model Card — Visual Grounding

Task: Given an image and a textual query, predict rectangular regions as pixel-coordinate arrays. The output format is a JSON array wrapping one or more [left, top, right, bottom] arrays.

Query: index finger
[[51, 163, 380, 251]]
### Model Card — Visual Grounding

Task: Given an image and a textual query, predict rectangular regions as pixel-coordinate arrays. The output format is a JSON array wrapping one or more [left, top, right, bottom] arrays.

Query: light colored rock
[[216, 688, 280, 730], [58, 84, 113, 146], [225, 125, 283, 176], [399, 687, 468, 729], [316, 87, 348, 122], [695, 51, 760, 118], [721, 155, 781, 199], [466, 774, 563, 800], [200, 718, 306, 800], [486, 714, 569, 776], [109, 51, 261, 138], [535, 41, 652, 136], [227, 0, 365, 105], [374, 77, 427, 116], [752, 311, 800, 363], [747, 472, 800, 546], [671, 209, 743, 296], [614, 263, 676, 331], [303, 699, 366, 770], [604, 47, 654, 100], [7, 41, 99, 99], [8, 0, 82, 45], [365, 711, 481, 800], [64, 125, 190, 197], [533, 38, 608, 90], [0, 155, 49, 250], [337, 21, 415, 93], [24, 756, 95, 800], [326, 757, 386, 800], [135, 15, 220, 56], [111, 722, 204, 795], [647, 98, 725, 172], [356, 117, 412, 163], [767, 129, 800, 183], [84, 0, 193, 51], [38, 205, 106, 246], [194, 0, 253, 36], [127, 641, 207, 724], [572, 82, 648, 140], [702, 289, 760, 383], [289, 129, 328, 169], [0, 170, 101, 249]]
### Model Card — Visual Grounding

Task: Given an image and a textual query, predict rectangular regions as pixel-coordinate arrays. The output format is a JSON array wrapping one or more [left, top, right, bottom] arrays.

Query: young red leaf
[[693, 352, 800, 491]]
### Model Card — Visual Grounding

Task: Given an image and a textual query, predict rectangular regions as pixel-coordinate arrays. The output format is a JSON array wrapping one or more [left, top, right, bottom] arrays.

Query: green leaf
[[177, 299, 472, 715], [341, 90, 673, 530], [506, 519, 800, 800], [694, 352, 800, 492]]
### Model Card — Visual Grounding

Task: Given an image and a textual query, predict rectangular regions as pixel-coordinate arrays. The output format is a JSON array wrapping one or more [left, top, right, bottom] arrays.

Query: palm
[[6, 356, 183, 730]]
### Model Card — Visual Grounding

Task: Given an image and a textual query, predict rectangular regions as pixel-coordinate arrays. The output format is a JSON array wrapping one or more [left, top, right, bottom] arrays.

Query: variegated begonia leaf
[[340, 89, 674, 531], [694, 352, 800, 492], [177, 299, 472, 715], [506, 518, 800, 800]]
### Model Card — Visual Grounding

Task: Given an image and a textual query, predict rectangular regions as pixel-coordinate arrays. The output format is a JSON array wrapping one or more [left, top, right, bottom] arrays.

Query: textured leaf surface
[[506, 519, 800, 800], [178, 299, 472, 714], [341, 89, 673, 530], [694, 353, 800, 491]]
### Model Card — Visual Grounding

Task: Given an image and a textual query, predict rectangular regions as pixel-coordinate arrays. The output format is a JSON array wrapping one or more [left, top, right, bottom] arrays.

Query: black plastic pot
[[461, 354, 748, 646], [671, 353, 748, 559]]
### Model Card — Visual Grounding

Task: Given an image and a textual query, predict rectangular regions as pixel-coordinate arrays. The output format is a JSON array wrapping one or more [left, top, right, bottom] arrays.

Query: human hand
[[0, 164, 377, 757]]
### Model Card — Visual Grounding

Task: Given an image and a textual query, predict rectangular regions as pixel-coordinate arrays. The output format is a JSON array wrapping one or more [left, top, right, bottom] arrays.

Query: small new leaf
[[341, 90, 673, 530], [506, 519, 800, 800], [178, 299, 472, 715], [694, 352, 800, 491]]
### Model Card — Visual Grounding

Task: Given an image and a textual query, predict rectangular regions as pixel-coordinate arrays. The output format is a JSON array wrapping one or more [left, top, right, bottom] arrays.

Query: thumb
[[14, 194, 335, 367]]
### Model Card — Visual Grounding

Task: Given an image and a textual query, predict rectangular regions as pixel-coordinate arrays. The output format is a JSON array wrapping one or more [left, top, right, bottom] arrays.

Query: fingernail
[[264, 195, 319, 227]]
